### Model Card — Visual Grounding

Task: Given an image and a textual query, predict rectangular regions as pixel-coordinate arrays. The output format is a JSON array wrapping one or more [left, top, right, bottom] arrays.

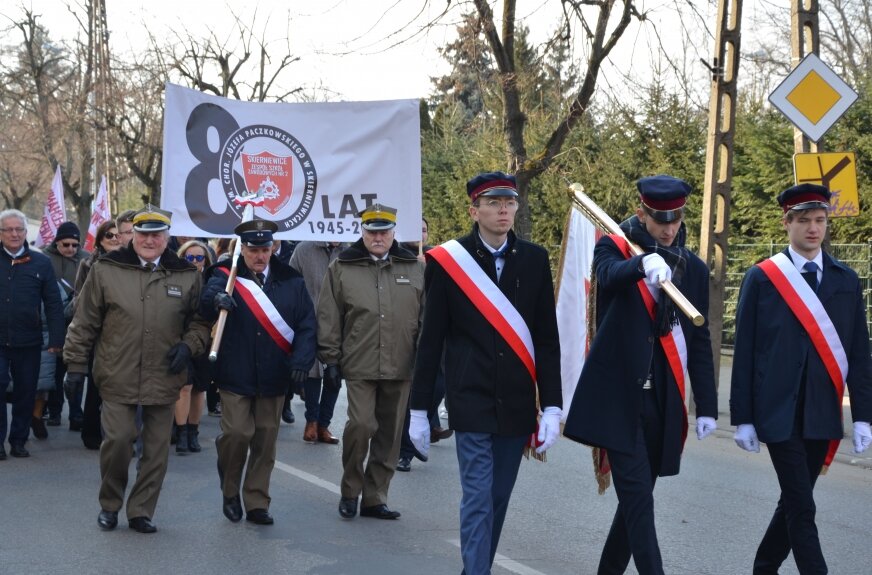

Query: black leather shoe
[[338, 497, 358, 519], [9, 444, 29, 458], [46, 415, 61, 427], [360, 504, 401, 520], [128, 516, 157, 533], [97, 510, 118, 530], [69, 418, 83, 432], [223, 496, 242, 522], [396, 456, 412, 472], [281, 407, 295, 424], [245, 508, 274, 525], [83, 436, 101, 450]]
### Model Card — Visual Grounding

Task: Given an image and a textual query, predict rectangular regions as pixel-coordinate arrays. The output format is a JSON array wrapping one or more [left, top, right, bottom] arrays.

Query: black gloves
[[213, 291, 236, 312], [64, 372, 86, 398], [289, 369, 308, 384], [167, 342, 192, 374], [323, 364, 342, 391]]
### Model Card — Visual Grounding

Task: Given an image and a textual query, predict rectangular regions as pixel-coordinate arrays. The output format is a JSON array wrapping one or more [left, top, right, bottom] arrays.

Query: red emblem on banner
[[240, 151, 294, 216]]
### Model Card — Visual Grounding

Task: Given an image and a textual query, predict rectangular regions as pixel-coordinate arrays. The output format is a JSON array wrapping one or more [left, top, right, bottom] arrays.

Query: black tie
[[144, 262, 155, 272], [802, 261, 818, 292], [256, 272, 266, 287]]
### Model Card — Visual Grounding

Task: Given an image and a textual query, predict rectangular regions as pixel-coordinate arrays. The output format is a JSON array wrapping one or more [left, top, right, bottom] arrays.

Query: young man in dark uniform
[[563, 175, 718, 575], [730, 183, 872, 574]]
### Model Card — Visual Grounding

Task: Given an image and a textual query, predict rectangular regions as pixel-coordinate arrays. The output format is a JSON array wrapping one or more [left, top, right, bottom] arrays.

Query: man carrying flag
[[730, 183, 872, 574], [202, 219, 316, 526], [409, 171, 562, 574], [563, 175, 717, 575]]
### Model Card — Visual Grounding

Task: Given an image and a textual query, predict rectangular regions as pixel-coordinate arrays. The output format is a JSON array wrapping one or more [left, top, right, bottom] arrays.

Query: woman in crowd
[[72, 220, 121, 449], [173, 240, 213, 454]]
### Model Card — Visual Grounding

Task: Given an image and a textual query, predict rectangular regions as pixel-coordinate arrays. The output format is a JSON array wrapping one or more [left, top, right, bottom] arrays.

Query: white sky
[[10, 1, 785, 105]]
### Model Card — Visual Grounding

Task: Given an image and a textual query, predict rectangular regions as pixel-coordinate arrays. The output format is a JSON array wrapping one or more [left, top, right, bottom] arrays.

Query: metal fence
[[721, 242, 872, 349]]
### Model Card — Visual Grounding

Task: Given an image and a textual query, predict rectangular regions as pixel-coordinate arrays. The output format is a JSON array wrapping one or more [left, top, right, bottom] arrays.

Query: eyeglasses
[[104, 232, 119, 240], [1, 227, 26, 234], [60, 242, 80, 248], [475, 199, 519, 210], [185, 254, 206, 262]]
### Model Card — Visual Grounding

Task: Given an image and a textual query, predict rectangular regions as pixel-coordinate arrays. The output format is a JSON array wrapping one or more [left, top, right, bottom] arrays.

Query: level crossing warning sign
[[794, 152, 858, 217]]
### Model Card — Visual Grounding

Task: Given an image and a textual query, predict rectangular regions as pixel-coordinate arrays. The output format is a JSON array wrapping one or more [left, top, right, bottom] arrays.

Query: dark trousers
[[399, 369, 445, 458], [753, 436, 829, 574], [81, 376, 103, 445], [303, 376, 340, 428], [599, 390, 665, 575], [0, 345, 41, 445], [455, 432, 527, 575]]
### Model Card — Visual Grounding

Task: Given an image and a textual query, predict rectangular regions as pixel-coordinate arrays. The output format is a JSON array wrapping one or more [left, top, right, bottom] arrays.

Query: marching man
[[201, 219, 316, 525], [730, 183, 872, 573], [409, 172, 562, 573]]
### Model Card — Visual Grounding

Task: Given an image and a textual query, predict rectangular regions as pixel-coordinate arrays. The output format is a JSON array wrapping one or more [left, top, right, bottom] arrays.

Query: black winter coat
[[411, 226, 562, 437], [201, 255, 316, 397], [1, 244, 65, 349]]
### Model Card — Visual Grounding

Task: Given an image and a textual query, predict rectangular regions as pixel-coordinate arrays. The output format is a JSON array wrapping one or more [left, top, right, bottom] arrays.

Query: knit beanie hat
[[54, 221, 81, 244]]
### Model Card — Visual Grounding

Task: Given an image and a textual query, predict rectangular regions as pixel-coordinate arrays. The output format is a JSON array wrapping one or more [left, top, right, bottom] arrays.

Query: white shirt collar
[[4, 245, 25, 258], [478, 234, 509, 256], [138, 256, 161, 267], [787, 246, 823, 273]]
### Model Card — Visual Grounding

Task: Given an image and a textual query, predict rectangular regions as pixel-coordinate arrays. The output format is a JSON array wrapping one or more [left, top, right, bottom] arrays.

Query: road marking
[[273, 460, 547, 574]]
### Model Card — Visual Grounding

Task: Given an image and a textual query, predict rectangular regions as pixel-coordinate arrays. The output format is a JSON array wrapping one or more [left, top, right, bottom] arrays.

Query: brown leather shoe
[[430, 426, 453, 443], [303, 421, 318, 443], [317, 425, 340, 445]]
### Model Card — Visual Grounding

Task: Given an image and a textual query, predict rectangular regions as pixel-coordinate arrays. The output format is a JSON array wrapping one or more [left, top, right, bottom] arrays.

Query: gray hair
[[0, 209, 27, 228]]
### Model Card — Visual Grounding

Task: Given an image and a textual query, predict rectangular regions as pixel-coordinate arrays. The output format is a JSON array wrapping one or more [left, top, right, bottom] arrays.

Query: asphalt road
[[2, 387, 871, 575]]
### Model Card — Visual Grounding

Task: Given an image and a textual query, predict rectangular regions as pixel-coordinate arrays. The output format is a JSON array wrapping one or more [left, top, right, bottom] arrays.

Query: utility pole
[[699, 0, 743, 387], [90, 0, 116, 213], [792, 0, 821, 154]]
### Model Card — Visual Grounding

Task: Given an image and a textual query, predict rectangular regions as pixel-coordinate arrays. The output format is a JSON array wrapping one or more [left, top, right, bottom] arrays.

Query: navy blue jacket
[[1, 244, 65, 349], [563, 235, 717, 477], [201, 255, 316, 397], [411, 226, 562, 437], [730, 249, 872, 442]]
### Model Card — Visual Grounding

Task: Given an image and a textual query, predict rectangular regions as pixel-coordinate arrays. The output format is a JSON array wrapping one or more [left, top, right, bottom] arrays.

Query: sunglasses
[[185, 254, 206, 262], [104, 232, 119, 240], [60, 242, 80, 248]]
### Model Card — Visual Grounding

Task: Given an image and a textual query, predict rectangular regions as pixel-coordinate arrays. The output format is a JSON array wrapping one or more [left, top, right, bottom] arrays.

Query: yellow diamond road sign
[[770, 54, 858, 142], [794, 152, 859, 218]]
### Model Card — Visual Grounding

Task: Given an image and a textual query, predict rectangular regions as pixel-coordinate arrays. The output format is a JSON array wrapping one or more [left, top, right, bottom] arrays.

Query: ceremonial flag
[[161, 83, 422, 241], [555, 208, 600, 422], [35, 165, 67, 247], [84, 175, 110, 252]]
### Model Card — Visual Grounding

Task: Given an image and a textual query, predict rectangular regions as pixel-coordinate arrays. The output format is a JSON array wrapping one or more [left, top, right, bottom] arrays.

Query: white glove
[[535, 406, 562, 454], [696, 416, 717, 440], [853, 421, 872, 454], [734, 423, 760, 452], [642, 253, 672, 285], [409, 409, 430, 460]]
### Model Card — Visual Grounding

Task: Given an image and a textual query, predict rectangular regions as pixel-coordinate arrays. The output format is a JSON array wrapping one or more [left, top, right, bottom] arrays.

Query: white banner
[[161, 83, 422, 241], [35, 165, 67, 248], [84, 175, 110, 252], [555, 208, 599, 422]]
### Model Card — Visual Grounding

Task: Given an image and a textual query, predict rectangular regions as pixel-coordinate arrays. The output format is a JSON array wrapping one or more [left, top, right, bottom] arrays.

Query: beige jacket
[[317, 239, 424, 380], [64, 246, 210, 405]]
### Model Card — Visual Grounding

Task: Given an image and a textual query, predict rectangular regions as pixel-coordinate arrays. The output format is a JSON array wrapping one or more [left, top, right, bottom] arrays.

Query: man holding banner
[[563, 175, 717, 575], [409, 172, 562, 574], [730, 183, 872, 574], [202, 219, 316, 526]]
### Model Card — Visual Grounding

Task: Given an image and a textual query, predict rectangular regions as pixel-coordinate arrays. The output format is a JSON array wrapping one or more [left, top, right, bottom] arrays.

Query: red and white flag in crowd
[[84, 175, 110, 252], [555, 207, 601, 421], [35, 165, 67, 247]]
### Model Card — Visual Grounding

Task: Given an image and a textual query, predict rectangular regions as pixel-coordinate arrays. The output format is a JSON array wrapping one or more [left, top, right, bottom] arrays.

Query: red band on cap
[[470, 179, 516, 203], [782, 192, 830, 212], [640, 195, 686, 211]]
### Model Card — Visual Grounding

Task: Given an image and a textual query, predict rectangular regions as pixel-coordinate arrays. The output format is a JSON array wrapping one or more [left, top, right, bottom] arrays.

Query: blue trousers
[[0, 346, 41, 446], [303, 377, 340, 428], [455, 432, 527, 575]]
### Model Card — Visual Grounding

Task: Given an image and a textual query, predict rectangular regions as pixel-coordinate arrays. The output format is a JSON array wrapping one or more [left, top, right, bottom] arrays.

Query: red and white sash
[[215, 269, 295, 354], [427, 240, 536, 381], [757, 253, 848, 467], [610, 236, 689, 439]]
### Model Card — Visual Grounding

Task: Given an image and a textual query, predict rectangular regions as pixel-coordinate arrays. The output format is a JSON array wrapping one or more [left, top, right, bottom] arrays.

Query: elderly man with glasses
[[0, 209, 65, 460]]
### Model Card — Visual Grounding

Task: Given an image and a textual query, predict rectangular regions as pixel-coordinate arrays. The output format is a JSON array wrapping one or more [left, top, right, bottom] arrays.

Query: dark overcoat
[[562, 235, 717, 477], [410, 225, 562, 437], [201, 255, 316, 398], [730, 249, 872, 442], [0, 244, 65, 349]]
